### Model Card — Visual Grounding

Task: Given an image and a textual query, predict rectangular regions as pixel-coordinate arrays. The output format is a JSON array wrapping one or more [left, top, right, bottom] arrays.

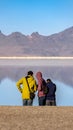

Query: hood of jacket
[[36, 72, 42, 80]]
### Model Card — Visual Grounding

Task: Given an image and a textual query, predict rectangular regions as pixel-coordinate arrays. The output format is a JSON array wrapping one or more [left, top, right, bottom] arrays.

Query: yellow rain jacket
[[16, 75, 37, 99]]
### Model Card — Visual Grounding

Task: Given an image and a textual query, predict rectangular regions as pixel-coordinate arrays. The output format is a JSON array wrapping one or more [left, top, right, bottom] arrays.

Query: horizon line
[[0, 26, 73, 36], [0, 56, 73, 60]]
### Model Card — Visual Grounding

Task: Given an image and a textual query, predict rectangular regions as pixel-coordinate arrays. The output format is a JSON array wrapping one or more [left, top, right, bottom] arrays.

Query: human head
[[27, 71, 33, 76], [36, 71, 42, 80], [46, 79, 51, 83]]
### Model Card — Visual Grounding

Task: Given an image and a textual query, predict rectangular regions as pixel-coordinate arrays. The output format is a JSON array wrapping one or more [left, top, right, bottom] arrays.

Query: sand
[[0, 106, 73, 130]]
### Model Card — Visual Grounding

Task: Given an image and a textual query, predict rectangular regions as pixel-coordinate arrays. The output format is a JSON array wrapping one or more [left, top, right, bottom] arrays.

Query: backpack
[[42, 79, 49, 94]]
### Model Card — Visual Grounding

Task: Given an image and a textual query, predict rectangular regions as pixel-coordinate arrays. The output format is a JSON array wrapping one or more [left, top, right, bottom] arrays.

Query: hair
[[27, 71, 33, 76], [46, 79, 51, 82]]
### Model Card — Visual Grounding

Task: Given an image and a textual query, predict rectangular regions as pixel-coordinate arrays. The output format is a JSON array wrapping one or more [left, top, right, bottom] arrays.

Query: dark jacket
[[46, 81, 56, 100]]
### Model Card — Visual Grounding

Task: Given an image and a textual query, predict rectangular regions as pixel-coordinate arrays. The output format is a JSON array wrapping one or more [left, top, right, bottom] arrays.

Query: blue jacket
[[46, 82, 56, 100]]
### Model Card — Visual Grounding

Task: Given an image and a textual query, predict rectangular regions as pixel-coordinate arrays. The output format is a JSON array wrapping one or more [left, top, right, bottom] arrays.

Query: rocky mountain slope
[[0, 27, 73, 56]]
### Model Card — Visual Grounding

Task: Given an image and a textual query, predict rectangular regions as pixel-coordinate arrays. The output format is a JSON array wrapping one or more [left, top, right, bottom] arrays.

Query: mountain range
[[0, 26, 73, 56]]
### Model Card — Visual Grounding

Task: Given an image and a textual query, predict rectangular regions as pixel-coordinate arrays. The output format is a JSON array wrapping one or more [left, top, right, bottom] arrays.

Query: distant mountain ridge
[[0, 27, 73, 56]]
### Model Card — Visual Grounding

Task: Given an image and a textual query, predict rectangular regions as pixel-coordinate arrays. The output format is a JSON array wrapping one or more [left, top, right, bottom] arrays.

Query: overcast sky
[[0, 0, 73, 35]]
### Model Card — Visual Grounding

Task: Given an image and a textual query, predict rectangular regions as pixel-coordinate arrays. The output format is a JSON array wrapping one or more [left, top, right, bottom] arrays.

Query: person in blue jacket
[[46, 79, 56, 106]]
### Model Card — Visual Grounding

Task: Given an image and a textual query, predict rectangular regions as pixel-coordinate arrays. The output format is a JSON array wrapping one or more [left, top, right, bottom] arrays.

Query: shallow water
[[0, 59, 73, 66], [0, 78, 73, 106], [0, 58, 73, 106]]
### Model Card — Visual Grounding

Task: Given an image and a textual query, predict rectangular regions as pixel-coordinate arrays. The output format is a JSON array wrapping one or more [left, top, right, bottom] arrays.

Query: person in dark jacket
[[36, 72, 46, 106], [46, 79, 56, 106]]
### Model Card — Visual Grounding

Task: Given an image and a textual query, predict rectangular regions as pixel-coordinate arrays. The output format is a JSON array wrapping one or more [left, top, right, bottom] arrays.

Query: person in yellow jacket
[[16, 71, 37, 106]]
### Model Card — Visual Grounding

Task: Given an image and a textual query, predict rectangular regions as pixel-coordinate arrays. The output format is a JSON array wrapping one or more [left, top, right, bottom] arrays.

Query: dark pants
[[38, 96, 46, 106], [46, 100, 56, 106], [23, 99, 33, 106]]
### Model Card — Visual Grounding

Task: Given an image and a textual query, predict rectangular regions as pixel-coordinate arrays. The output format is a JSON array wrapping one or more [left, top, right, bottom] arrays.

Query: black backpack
[[42, 79, 49, 94]]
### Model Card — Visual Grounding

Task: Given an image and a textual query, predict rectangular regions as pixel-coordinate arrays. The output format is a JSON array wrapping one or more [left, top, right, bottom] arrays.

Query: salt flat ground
[[0, 106, 73, 130]]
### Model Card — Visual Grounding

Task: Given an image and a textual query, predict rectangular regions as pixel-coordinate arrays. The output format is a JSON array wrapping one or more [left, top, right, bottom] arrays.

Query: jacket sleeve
[[53, 83, 56, 92], [16, 78, 23, 93], [37, 80, 42, 91]]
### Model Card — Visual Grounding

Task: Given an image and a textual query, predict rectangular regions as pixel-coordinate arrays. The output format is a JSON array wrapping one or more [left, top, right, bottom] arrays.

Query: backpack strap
[[25, 76, 31, 92]]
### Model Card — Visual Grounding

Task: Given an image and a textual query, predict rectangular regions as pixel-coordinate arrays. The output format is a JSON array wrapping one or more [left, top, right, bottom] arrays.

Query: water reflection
[[0, 78, 73, 106], [55, 80, 73, 106], [0, 78, 22, 106]]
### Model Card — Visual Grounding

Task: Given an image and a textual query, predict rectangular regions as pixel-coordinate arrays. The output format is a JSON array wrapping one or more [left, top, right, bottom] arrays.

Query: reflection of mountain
[[0, 26, 73, 56], [0, 66, 73, 87], [0, 78, 73, 106]]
